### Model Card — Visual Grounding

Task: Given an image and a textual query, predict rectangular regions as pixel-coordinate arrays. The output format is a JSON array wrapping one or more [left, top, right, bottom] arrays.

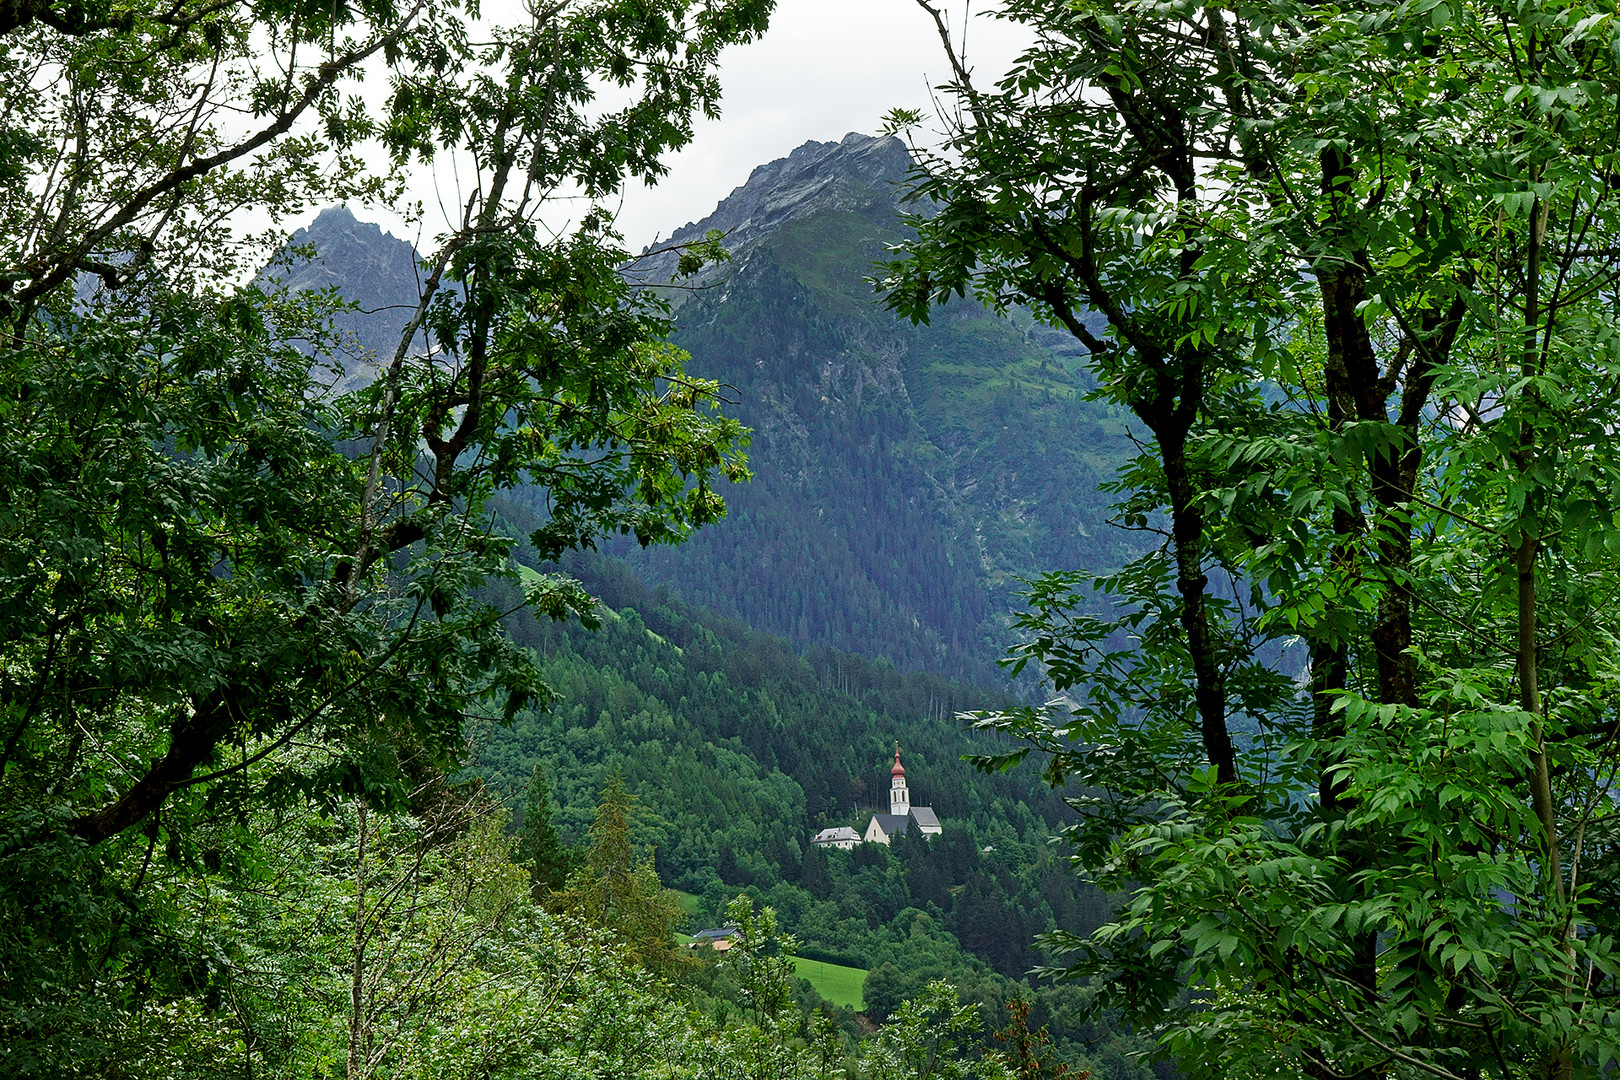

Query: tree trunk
[[1158, 423, 1235, 786]]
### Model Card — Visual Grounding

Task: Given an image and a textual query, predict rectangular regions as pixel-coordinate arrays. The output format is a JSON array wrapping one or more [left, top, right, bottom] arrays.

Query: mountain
[[267, 137, 1136, 682], [606, 133, 1132, 682], [259, 205, 422, 386]]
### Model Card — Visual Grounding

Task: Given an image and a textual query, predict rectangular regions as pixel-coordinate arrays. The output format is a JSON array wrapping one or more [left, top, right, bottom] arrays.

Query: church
[[864, 745, 942, 843], [810, 745, 942, 848]]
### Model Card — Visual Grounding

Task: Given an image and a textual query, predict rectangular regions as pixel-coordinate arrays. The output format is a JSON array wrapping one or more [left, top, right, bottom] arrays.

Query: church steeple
[[889, 742, 910, 815]]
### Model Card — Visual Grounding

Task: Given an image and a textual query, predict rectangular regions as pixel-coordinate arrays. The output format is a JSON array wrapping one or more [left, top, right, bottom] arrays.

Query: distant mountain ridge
[[632, 133, 914, 287]]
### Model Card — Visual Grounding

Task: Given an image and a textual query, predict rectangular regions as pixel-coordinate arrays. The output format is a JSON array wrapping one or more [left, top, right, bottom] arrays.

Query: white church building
[[810, 745, 943, 848], [864, 745, 942, 843]]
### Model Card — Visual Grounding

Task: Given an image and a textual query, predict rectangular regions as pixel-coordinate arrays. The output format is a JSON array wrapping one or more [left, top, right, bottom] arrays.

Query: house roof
[[812, 826, 861, 844], [691, 927, 739, 942]]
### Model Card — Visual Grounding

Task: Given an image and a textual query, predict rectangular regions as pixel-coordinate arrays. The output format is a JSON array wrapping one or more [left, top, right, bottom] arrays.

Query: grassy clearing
[[673, 926, 867, 1010], [790, 956, 866, 1011]]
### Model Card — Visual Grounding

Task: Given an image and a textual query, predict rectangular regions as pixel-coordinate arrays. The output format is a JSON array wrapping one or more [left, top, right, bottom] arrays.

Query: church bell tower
[[889, 743, 910, 815]]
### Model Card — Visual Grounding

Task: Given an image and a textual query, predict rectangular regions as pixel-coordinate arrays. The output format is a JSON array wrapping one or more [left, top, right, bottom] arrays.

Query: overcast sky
[[297, 3, 1029, 258], [608, 0, 1028, 249]]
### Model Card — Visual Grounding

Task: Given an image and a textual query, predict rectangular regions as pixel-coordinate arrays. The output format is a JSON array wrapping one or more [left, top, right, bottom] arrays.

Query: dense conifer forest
[[607, 136, 1137, 682], [484, 551, 1110, 965]]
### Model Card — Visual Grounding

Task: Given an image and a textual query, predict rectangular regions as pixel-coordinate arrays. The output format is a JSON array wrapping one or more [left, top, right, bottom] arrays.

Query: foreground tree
[[887, 0, 1620, 1076], [0, 0, 769, 1070], [552, 773, 688, 976]]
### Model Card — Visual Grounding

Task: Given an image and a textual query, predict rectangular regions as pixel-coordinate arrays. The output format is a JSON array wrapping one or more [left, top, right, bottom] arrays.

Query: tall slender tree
[[517, 764, 574, 897], [553, 773, 687, 976]]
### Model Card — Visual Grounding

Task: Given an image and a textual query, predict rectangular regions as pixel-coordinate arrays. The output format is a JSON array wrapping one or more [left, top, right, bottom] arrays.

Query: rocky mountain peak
[[631, 132, 913, 284], [263, 206, 422, 367]]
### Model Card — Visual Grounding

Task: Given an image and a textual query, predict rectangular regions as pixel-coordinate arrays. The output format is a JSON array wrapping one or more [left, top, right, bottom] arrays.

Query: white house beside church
[[811, 745, 942, 848], [809, 826, 861, 849]]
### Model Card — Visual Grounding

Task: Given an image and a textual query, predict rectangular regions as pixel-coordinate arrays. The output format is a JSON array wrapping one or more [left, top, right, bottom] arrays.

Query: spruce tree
[[553, 773, 686, 975], [516, 765, 572, 897]]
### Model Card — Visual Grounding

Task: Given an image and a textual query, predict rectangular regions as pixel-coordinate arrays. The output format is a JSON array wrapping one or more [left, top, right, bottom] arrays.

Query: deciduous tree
[[885, 1, 1620, 1076], [0, 0, 770, 1068]]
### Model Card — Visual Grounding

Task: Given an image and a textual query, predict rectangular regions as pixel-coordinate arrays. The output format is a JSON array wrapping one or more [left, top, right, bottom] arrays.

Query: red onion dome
[[891, 748, 905, 776]]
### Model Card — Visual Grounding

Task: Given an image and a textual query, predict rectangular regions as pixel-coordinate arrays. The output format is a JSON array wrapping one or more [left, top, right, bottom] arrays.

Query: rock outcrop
[[630, 133, 913, 289], [261, 206, 422, 385]]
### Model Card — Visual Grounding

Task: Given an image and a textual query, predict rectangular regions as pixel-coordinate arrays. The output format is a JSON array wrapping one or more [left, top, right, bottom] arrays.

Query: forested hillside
[[482, 547, 1096, 932], [617, 134, 1135, 679], [474, 549, 1161, 1077]]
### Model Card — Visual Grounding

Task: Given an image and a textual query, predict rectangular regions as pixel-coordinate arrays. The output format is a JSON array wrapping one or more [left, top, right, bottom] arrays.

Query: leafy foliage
[[886, 0, 1620, 1076], [0, 0, 769, 1068]]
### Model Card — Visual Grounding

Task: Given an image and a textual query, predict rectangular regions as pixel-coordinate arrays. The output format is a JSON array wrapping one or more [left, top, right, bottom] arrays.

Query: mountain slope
[[268, 138, 1136, 681], [615, 134, 1132, 681]]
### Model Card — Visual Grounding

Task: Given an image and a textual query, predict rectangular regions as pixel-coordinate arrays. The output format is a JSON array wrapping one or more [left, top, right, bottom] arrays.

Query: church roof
[[869, 813, 912, 836], [868, 809, 941, 838]]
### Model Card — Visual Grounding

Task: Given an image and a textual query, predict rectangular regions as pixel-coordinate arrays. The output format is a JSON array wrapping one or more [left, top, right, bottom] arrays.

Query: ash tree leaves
[[0, 0, 770, 1070], [887, 0, 1620, 1077], [0, 0, 768, 844]]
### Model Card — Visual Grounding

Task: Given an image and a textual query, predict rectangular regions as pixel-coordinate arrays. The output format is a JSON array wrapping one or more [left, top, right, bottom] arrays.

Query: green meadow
[[789, 955, 866, 1011]]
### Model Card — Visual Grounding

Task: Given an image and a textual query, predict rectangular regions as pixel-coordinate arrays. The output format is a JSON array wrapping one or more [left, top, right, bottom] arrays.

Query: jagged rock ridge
[[262, 206, 422, 385], [633, 133, 914, 287]]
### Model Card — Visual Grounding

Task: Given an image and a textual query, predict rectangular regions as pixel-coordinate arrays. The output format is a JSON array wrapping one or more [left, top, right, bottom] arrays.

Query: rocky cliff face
[[261, 206, 421, 387], [631, 133, 914, 288]]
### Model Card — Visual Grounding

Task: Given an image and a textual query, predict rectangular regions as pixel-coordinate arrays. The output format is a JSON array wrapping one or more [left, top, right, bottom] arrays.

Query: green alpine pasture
[[789, 955, 866, 1011]]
